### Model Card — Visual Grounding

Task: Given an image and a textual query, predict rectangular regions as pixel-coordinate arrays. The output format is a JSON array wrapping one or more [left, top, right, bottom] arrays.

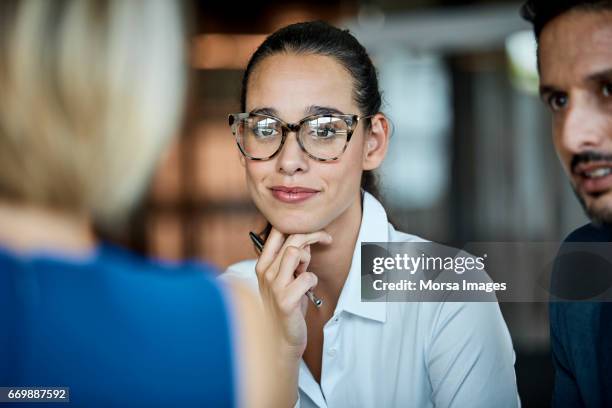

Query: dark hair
[[521, 0, 612, 39], [240, 20, 383, 202]]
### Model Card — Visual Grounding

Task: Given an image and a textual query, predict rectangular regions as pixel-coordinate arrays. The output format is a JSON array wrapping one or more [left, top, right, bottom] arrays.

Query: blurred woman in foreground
[[0, 1, 275, 407]]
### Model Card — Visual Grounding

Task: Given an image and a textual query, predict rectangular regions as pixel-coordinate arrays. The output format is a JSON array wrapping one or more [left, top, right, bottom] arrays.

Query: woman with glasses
[[222, 21, 519, 407]]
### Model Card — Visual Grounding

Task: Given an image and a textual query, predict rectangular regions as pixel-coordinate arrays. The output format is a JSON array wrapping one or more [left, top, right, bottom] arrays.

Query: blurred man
[[522, 1, 612, 407]]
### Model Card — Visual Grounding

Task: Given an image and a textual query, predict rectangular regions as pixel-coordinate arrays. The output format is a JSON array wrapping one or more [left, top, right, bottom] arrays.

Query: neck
[[0, 201, 96, 258], [308, 192, 363, 309]]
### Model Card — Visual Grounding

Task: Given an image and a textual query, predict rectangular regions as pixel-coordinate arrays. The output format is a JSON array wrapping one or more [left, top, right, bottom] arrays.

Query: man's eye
[[602, 82, 612, 98], [547, 93, 568, 112]]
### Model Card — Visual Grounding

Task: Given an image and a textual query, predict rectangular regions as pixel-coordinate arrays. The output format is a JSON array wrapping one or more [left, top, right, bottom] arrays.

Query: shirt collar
[[333, 191, 388, 323]]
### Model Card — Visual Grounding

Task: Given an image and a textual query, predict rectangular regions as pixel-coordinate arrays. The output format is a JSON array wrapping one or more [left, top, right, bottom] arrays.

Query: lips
[[269, 186, 320, 204], [573, 162, 612, 195]]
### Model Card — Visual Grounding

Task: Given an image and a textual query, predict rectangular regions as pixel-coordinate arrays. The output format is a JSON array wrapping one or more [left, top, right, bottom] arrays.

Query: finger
[[283, 272, 318, 310], [283, 231, 332, 251], [269, 231, 332, 274], [276, 246, 310, 288], [255, 227, 285, 277], [295, 245, 310, 277]]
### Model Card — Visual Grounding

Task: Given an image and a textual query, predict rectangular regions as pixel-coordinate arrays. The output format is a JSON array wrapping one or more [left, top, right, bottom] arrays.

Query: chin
[[271, 221, 323, 235], [579, 190, 612, 225], [268, 214, 328, 235]]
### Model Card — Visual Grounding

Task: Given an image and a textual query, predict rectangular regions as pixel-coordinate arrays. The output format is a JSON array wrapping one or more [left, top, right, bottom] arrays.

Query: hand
[[255, 227, 333, 360]]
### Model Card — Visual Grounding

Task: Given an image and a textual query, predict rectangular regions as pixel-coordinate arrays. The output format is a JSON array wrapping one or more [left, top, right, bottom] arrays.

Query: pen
[[249, 231, 323, 308]]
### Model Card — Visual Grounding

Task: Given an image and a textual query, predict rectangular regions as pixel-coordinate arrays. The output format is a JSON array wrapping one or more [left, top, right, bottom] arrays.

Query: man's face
[[539, 9, 612, 224]]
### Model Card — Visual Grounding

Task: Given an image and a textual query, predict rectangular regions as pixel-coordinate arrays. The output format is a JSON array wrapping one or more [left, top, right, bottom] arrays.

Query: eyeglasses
[[228, 112, 369, 162]]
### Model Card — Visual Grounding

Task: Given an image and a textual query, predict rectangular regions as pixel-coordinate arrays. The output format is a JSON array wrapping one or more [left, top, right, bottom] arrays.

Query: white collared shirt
[[221, 192, 520, 408]]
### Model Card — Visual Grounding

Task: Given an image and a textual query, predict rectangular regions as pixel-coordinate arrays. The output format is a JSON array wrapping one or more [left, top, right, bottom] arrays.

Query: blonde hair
[[0, 0, 185, 227]]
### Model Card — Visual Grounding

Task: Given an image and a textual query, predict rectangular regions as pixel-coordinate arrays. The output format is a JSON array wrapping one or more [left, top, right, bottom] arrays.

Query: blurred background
[[114, 1, 589, 406]]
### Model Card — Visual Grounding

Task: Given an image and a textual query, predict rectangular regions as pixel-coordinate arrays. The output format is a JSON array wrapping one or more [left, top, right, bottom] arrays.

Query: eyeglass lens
[[236, 114, 350, 160]]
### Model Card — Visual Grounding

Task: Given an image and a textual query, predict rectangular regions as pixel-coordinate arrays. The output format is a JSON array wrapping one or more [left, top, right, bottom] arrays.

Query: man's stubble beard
[[572, 184, 612, 227]]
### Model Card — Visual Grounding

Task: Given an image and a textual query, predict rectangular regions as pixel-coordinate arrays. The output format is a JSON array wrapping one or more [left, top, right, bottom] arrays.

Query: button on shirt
[[221, 192, 520, 408]]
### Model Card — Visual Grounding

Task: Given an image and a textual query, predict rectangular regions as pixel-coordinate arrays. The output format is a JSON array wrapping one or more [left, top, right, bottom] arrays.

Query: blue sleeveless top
[[0, 244, 236, 407]]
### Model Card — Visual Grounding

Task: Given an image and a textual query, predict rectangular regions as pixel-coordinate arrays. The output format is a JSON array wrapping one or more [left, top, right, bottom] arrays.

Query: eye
[[251, 126, 278, 139], [547, 92, 568, 112], [602, 82, 612, 98], [315, 128, 337, 138]]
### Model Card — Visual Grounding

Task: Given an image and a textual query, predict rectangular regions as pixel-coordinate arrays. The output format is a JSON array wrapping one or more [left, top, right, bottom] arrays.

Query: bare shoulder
[[221, 279, 277, 408]]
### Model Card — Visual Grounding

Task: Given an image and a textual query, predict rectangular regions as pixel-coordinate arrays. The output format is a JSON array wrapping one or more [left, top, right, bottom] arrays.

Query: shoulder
[[89, 247, 238, 348], [95, 244, 229, 309], [431, 301, 509, 335], [423, 300, 518, 406], [553, 223, 612, 302], [221, 279, 276, 408], [388, 225, 493, 284], [563, 222, 611, 243], [7, 245, 240, 403], [100, 242, 220, 276], [423, 301, 515, 381], [384, 228, 503, 325], [388, 224, 430, 243]]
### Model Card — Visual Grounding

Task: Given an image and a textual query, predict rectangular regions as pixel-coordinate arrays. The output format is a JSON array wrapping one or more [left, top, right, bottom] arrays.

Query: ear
[[239, 153, 246, 168], [362, 113, 390, 171]]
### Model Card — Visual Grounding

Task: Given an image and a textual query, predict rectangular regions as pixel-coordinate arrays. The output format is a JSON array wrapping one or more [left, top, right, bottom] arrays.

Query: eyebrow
[[249, 105, 346, 121], [539, 68, 612, 100], [585, 68, 612, 84], [250, 107, 278, 116], [304, 105, 345, 116]]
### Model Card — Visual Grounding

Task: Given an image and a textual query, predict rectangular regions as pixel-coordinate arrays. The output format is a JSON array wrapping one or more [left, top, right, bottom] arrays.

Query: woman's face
[[242, 53, 369, 235]]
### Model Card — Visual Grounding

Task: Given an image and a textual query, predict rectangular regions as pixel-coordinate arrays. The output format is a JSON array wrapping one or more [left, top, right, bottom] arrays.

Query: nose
[[559, 100, 608, 154], [276, 131, 308, 176]]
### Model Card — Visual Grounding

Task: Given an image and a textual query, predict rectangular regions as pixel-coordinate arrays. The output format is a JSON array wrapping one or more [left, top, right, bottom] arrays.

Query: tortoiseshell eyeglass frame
[[228, 112, 372, 162]]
